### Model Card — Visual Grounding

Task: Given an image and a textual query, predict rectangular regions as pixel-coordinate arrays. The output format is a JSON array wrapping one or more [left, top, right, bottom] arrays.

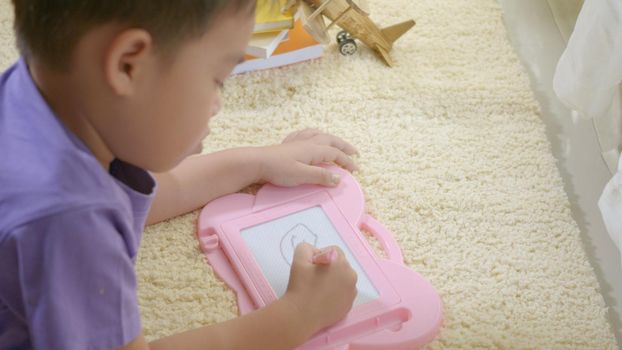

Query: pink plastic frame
[[198, 165, 443, 349]]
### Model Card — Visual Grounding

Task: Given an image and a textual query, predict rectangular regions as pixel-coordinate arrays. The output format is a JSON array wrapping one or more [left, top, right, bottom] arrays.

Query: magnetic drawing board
[[197, 165, 443, 350], [241, 206, 379, 306]]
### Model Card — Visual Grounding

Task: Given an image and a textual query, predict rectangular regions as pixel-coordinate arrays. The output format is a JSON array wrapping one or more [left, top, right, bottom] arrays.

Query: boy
[[0, 1, 360, 349]]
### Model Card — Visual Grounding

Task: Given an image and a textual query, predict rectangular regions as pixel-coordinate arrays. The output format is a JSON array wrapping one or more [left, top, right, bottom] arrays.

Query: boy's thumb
[[293, 242, 318, 261]]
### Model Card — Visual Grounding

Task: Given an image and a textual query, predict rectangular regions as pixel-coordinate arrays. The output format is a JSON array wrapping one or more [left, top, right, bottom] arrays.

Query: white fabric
[[553, 0, 622, 118], [599, 154, 622, 267], [554, 0, 622, 267], [553, 0, 622, 174]]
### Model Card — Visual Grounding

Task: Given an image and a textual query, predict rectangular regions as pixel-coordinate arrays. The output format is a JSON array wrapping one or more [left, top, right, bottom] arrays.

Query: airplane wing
[[375, 44, 394, 67], [300, 1, 330, 44], [351, 0, 370, 15]]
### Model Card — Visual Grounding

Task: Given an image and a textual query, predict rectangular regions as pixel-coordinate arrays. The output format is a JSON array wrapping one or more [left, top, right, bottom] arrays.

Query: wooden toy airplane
[[283, 0, 415, 67]]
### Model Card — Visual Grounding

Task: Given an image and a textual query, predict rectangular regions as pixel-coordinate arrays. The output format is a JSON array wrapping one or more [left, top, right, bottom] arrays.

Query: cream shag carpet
[[0, 1, 617, 348]]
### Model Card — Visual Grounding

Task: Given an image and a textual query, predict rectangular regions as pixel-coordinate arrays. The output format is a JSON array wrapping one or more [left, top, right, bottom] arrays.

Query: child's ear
[[104, 28, 153, 96]]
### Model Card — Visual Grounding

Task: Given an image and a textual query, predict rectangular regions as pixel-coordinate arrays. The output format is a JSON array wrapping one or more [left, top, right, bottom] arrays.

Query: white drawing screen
[[240, 206, 379, 306]]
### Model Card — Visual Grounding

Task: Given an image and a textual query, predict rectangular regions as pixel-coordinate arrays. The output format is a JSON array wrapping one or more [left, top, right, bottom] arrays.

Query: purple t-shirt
[[0, 59, 156, 349]]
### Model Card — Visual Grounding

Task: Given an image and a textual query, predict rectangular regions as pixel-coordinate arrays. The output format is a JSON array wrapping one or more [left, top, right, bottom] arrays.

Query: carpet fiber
[[0, 1, 617, 348]]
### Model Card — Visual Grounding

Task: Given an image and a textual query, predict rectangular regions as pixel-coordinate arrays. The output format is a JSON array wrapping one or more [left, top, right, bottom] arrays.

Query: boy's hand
[[258, 129, 359, 187], [282, 243, 358, 334]]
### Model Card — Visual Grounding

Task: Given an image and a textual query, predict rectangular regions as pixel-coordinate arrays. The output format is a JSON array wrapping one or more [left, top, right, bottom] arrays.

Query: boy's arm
[[120, 297, 313, 350], [147, 130, 358, 225], [147, 147, 261, 225], [155, 297, 312, 350], [120, 243, 357, 350]]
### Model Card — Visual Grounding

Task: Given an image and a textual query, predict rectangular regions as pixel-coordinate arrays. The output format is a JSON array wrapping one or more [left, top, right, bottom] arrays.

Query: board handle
[[360, 215, 404, 264]]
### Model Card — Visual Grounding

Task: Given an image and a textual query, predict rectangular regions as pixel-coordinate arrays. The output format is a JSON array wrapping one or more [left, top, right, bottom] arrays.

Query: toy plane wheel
[[339, 39, 358, 56], [336, 30, 350, 43]]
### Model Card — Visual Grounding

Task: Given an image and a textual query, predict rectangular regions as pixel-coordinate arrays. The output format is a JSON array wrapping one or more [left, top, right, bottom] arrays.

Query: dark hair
[[12, 0, 255, 70]]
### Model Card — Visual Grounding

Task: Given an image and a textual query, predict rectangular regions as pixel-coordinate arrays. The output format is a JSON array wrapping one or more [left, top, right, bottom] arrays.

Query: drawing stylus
[[312, 248, 337, 265]]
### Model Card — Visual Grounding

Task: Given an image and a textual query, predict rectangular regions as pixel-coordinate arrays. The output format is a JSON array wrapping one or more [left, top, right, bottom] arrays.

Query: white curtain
[[599, 157, 622, 266], [553, 0, 622, 119], [553, 0, 622, 265]]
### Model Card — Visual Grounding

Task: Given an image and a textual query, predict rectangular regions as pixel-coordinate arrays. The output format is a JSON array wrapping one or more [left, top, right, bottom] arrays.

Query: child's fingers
[[295, 163, 342, 187], [312, 247, 338, 265], [293, 242, 317, 261], [282, 128, 322, 143], [296, 128, 323, 140], [283, 129, 359, 158], [311, 133, 359, 156], [314, 146, 358, 172]]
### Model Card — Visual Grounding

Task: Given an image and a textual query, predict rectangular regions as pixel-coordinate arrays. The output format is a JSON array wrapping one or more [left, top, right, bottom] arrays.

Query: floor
[[499, 0, 622, 345]]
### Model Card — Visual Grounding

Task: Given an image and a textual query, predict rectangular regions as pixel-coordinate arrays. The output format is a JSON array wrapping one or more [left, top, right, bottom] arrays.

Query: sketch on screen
[[280, 223, 318, 265]]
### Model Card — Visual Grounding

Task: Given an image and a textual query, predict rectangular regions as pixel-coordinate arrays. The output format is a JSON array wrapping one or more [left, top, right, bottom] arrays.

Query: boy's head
[[12, 0, 256, 172]]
